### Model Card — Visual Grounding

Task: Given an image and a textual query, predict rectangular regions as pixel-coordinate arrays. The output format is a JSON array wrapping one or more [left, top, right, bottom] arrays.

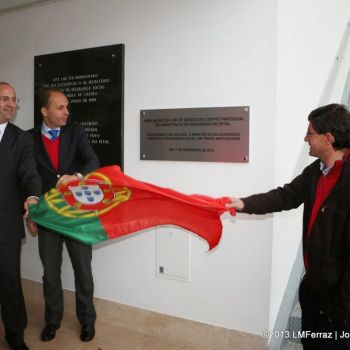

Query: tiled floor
[[0, 300, 201, 350]]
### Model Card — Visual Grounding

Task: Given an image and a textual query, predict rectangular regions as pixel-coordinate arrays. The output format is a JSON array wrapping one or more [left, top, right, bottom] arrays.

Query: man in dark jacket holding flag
[[226, 103, 350, 350], [29, 88, 99, 343]]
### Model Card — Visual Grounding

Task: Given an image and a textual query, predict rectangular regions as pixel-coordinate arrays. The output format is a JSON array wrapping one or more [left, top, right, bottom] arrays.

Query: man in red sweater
[[227, 104, 350, 350], [29, 89, 99, 343]]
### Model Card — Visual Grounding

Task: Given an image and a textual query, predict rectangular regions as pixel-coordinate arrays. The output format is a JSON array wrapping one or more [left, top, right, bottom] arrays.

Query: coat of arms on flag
[[68, 185, 104, 205], [47, 175, 131, 218]]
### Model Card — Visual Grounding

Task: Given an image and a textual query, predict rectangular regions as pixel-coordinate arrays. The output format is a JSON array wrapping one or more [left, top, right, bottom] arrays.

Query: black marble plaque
[[34, 44, 124, 167]]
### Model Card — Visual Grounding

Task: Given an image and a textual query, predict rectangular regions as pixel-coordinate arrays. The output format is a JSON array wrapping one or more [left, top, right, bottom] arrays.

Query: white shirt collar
[[0, 122, 8, 142], [41, 123, 60, 139], [319, 161, 333, 176]]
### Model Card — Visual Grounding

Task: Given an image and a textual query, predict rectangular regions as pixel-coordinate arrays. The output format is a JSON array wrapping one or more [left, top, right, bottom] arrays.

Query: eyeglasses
[[0, 96, 19, 104], [305, 131, 318, 135]]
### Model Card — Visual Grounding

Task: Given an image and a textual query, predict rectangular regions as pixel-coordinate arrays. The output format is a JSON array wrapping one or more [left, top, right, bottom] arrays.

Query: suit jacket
[[0, 123, 42, 242], [30, 123, 100, 192]]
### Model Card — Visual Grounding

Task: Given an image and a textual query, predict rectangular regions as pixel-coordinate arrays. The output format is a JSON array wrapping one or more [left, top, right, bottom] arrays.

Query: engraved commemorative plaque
[[140, 106, 249, 163]]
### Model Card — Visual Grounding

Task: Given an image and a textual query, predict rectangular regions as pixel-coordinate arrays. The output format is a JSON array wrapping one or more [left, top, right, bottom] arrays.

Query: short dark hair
[[308, 103, 350, 149], [38, 88, 65, 108]]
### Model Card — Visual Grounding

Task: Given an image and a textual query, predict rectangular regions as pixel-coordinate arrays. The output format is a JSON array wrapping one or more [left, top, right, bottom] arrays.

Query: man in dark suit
[[29, 88, 99, 342], [0, 82, 42, 350]]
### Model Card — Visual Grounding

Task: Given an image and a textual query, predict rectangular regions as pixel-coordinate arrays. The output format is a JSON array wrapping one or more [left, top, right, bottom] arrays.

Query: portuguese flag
[[29, 166, 235, 250]]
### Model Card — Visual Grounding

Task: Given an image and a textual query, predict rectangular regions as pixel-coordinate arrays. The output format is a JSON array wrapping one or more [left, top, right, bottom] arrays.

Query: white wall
[[1, 0, 276, 335], [1, 0, 349, 338]]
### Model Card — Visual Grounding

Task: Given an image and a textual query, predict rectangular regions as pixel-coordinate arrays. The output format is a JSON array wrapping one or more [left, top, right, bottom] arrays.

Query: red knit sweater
[[305, 154, 349, 270], [42, 135, 60, 171]]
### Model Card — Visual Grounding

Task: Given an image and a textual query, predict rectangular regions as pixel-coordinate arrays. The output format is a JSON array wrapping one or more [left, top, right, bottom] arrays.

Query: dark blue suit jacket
[[29, 123, 99, 192], [0, 123, 42, 242]]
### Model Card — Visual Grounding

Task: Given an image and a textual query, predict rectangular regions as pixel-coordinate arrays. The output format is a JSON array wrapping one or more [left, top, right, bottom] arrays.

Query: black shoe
[[41, 324, 59, 342], [9, 343, 29, 350], [80, 325, 95, 342]]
